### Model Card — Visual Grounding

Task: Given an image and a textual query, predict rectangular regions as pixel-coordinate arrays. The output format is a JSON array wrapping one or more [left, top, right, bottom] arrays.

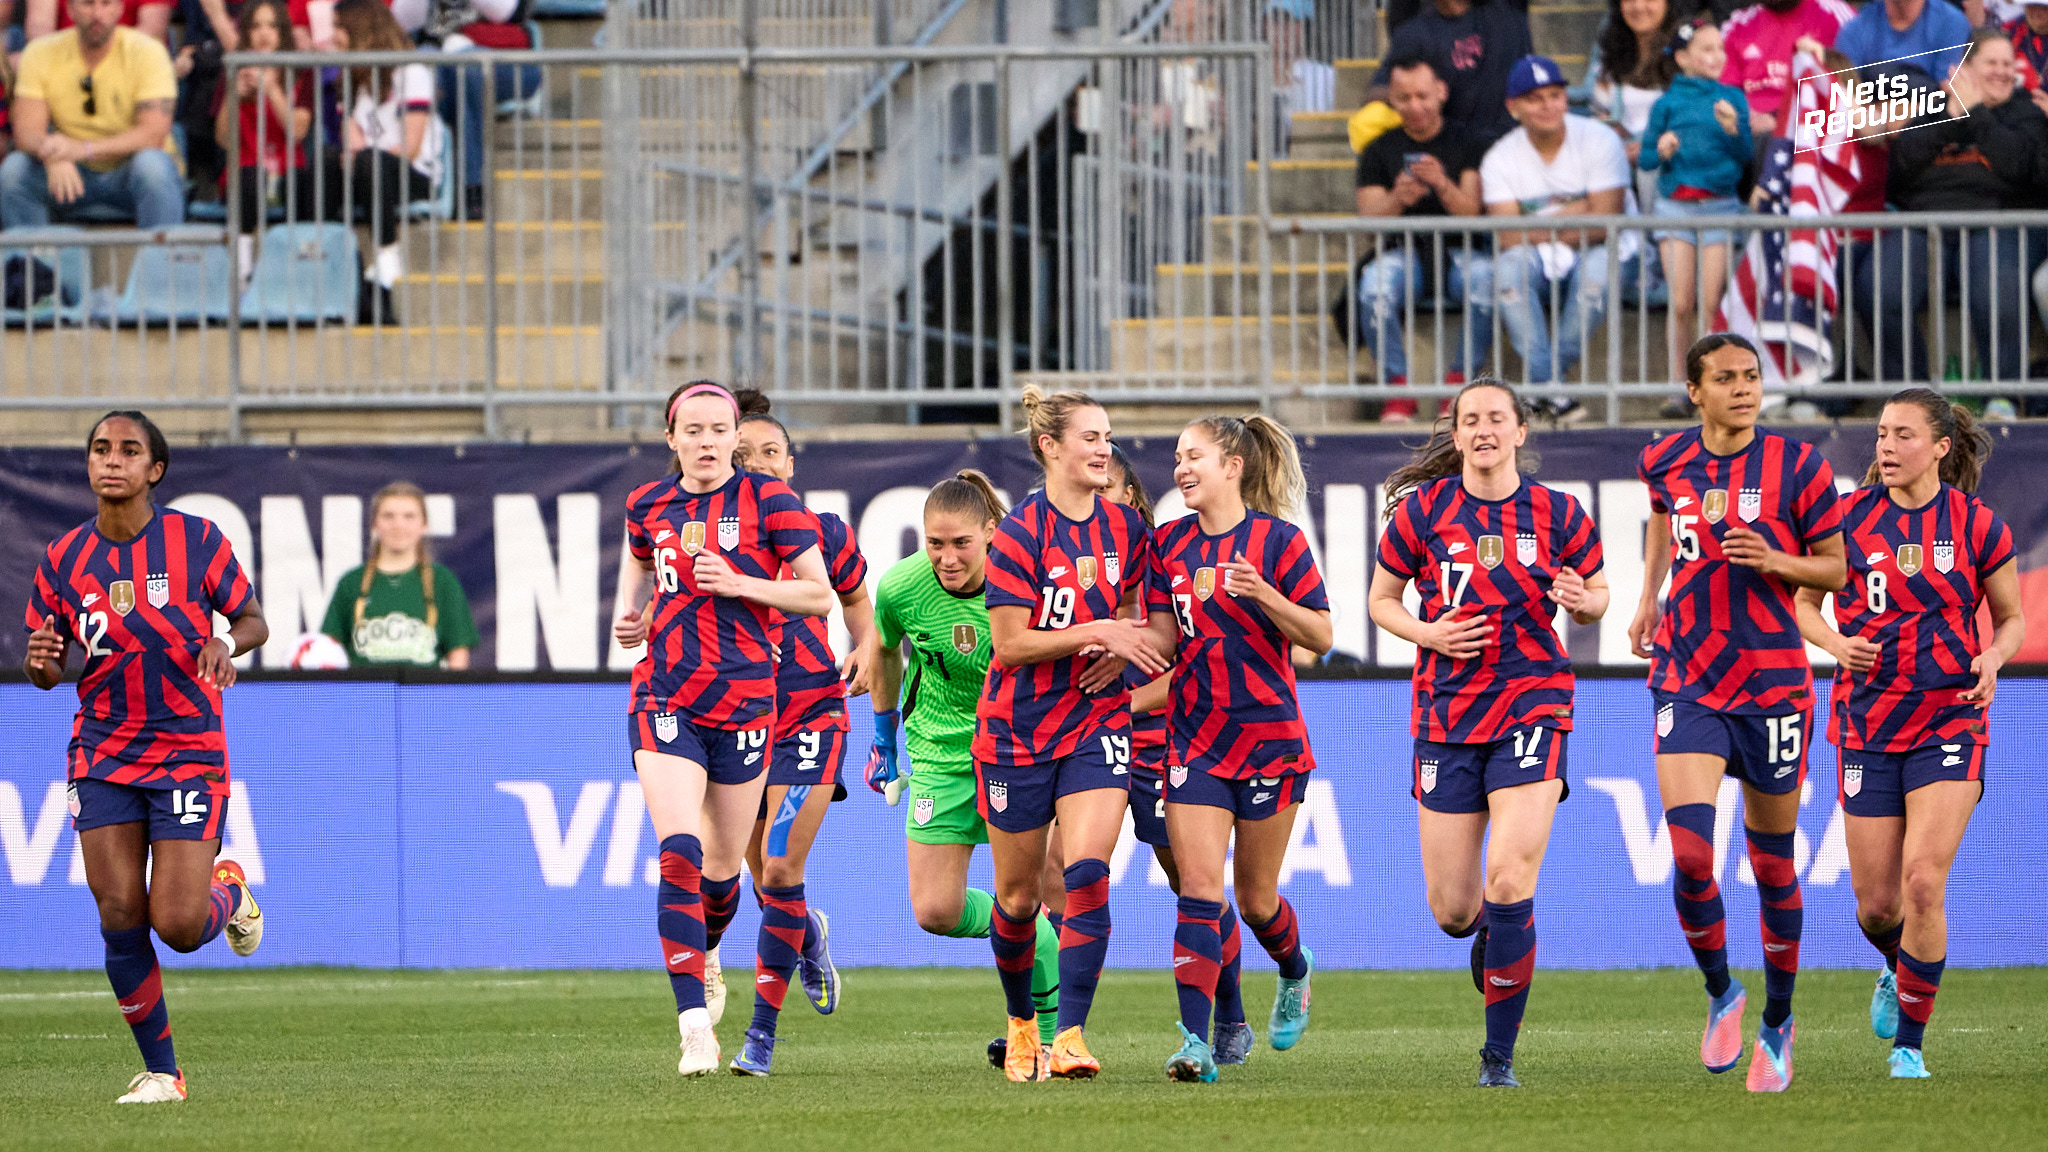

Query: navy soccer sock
[[1861, 919, 1903, 972], [1482, 899, 1537, 1060], [989, 900, 1039, 1021], [1056, 859, 1112, 1033], [104, 926, 177, 1074], [195, 877, 241, 949], [1245, 896, 1309, 981], [1215, 903, 1246, 1026], [1173, 896, 1224, 1039], [749, 883, 808, 1035], [1894, 949, 1944, 1050], [1666, 803, 1731, 997], [1746, 826, 1802, 1028], [702, 874, 742, 953], [657, 834, 708, 1013]]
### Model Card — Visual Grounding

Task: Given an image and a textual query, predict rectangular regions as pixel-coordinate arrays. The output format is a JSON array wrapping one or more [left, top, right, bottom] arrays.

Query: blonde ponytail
[[1188, 413, 1306, 519]]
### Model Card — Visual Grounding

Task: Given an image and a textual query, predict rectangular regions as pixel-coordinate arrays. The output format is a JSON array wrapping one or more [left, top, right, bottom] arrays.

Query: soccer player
[[865, 471, 1066, 1067], [726, 397, 875, 1075], [612, 380, 836, 1078], [1369, 380, 1609, 1089], [1793, 390, 2024, 1080], [21, 411, 269, 1104], [1628, 334, 1847, 1093], [1142, 415, 1333, 1083], [976, 384, 1171, 1081]]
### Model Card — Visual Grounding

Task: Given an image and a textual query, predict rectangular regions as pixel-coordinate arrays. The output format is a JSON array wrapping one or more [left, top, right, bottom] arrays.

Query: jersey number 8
[[1865, 569, 1887, 615]]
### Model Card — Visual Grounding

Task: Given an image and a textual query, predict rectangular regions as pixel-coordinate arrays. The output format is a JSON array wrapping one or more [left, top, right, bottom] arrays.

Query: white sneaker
[[215, 860, 262, 957], [677, 1008, 720, 1077], [116, 1070, 186, 1104], [704, 944, 726, 1026]]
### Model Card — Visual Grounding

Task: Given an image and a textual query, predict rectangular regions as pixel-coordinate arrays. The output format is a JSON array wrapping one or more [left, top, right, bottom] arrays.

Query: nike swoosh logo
[[1448, 543, 1467, 554], [1173, 575, 1186, 586], [1676, 496, 1693, 508], [1489, 976, 1519, 987], [1764, 943, 1789, 952], [1173, 955, 1195, 967], [668, 951, 693, 965], [1943, 757, 1962, 767], [1774, 766, 1795, 778], [82, 593, 100, 606], [745, 752, 762, 765]]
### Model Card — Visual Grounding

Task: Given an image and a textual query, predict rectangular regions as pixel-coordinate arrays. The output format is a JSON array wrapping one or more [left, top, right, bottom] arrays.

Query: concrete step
[[1290, 110, 1350, 144], [391, 271, 608, 324], [1153, 261, 1353, 317], [403, 221, 610, 274], [1334, 58, 1379, 115], [1205, 214, 1355, 263], [1110, 315, 1343, 374], [1246, 159, 1357, 215], [493, 167, 605, 221]]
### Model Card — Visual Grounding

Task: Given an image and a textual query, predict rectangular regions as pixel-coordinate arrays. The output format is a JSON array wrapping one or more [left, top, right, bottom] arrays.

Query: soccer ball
[[288, 632, 350, 670]]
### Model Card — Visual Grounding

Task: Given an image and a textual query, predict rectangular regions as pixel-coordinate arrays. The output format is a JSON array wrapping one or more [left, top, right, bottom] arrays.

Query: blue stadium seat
[[240, 223, 361, 325], [406, 117, 460, 222], [2, 226, 89, 327], [101, 226, 235, 326]]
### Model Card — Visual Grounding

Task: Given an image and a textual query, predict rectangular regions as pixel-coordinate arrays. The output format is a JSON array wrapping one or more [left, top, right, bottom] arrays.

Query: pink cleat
[[1701, 979, 1747, 1073], [1746, 1018, 1794, 1092]]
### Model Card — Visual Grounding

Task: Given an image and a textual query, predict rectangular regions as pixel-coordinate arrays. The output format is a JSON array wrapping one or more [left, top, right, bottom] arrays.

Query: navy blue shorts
[[768, 724, 850, 796], [629, 711, 771, 786], [1838, 742, 1986, 818], [1413, 725, 1569, 814], [975, 728, 1130, 834], [71, 778, 228, 841], [1654, 696, 1810, 796], [1129, 767, 1170, 847], [1165, 761, 1309, 822]]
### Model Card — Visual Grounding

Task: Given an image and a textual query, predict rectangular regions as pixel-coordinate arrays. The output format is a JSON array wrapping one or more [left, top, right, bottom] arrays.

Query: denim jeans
[[438, 55, 545, 190], [1354, 246, 1494, 380], [1849, 226, 2031, 383], [0, 149, 186, 229], [1493, 242, 1611, 384]]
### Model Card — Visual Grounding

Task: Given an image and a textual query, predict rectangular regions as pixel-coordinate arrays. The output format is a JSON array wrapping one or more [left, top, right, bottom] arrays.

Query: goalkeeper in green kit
[[865, 470, 1065, 1069]]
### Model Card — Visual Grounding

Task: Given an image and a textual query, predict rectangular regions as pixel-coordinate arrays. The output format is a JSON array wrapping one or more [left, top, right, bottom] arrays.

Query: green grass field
[[4, 966, 2045, 1151]]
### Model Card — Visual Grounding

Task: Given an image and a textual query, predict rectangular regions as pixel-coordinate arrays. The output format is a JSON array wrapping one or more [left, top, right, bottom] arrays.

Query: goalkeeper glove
[[866, 710, 911, 805]]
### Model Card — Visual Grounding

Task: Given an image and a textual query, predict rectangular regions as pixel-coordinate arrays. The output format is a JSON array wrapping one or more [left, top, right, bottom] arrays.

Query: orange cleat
[[1048, 1025, 1100, 1080], [1003, 1016, 1045, 1082]]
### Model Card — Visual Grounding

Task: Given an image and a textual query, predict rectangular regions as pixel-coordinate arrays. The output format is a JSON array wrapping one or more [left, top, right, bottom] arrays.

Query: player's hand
[[1076, 652, 1129, 694], [1419, 610, 1491, 659], [613, 605, 650, 648], [1713, 99, 1740, 136], [1721, 526, 1778, 572], [25, 615, 66, 674], [1547, 565, 1589, 612], [1959, 647, 2002, 706], [692, 550, 746, 597], [865, 709, 910, 805], [1087, 617, 1171, 677], [1831, 632, 1881, 675], [1221, 552, 1273, 606], [1628, 598, 1660, 659], [1656, 130, 1680, 161], [195, 636, 237, 689], [839, 641, 871, 696]]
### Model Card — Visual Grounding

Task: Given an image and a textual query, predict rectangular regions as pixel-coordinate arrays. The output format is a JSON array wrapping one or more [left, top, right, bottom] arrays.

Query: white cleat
[[116, 1070, 186, 1104], [215, 860, 262, 957], [704, 944, 726, 1026], [677, 1008, 721, 1077]]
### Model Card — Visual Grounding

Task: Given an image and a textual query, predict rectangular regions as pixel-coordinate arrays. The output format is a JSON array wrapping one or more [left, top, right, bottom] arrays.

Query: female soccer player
[[1793, 390, 2023, 1080], [718, 397, 875, 1075], [612, 381, 836, 1078], [1141, 414, 1332, 1083], [977, 384, 1171, 1081], [22, 411, 269, 1104], [1629, 334, 1846, 1093], [1369, 380, 1608, 1089], [866, 472, 1065, 1066]]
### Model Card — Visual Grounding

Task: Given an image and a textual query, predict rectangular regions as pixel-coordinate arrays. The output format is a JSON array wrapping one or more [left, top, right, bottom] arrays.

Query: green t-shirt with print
[[320, 562, 480, 666]]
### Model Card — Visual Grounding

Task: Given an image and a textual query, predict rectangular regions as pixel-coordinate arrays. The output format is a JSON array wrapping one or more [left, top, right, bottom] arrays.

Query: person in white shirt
[[1481, 55, 1630, 419]]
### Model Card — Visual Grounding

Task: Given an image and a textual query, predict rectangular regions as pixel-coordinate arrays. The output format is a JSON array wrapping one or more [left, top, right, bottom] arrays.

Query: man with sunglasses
[[2, 0, 183, 228]]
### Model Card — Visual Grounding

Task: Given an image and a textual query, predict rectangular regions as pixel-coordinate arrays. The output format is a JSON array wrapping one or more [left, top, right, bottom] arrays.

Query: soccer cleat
[[115, 1070, 185, 1104], [1049, 1025, 1101, 1079], [1269, 946, 1313, 1051], [215, 860, 262, 957], [1477, 1048, 1521, 1088], [1165, 1023, 1218, 1083], [1888, 1046, 1930, 1079], [1871, 968, 1899, 1040], [1701, 978, 1747, 1073], [798, 908, 841, 1015], [1212, 1020, 1254, 1066], [703, 944, 726, 1026], [677, 1009, 721, 1077], [730, 1028, 777, 1076], [1002, 1016, 1045, 1082], [1747, 1017, 1795, 1093], [1469, 925, 1489, 994]]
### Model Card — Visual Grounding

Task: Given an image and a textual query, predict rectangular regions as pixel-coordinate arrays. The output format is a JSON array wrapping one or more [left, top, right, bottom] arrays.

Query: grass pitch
[[3, 966, 2045, 1151]]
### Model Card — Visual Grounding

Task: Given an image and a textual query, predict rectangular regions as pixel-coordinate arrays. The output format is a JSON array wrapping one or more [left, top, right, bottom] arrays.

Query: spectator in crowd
[[2009, 0, 2048, 96], [1482, 55, 1629, 420], [1384, 0, 1526, 31], [1834, 0, 1971, 82], [0, 0, 182, 229], [214, 0, 313, 288], [1369, 0, 1532, 146], [321, 481, 479, 668], [1720, 0, 1854, 138], [1352, 50, 1492, 424], [1849, 32, 2048, 398], [391, 0, 539, 222], [1588, 0, 1684, 170], [24, 0, 166, 46], [1640, 16, 1750, 385]]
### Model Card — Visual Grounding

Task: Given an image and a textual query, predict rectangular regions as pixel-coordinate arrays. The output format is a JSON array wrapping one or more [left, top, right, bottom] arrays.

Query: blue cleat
[[1478, 1048, 1521, 1088], [1165, 1023, 1218, 1083], [1747, 1017, 1794, 1093], [1871, 968, 1898, 1040], [1212, 1020, 1254, 1066], [1701, 978, 1747, 1073], [1269, 947, 1313, 1051], [798, 908, 840, 1015], [1888, 1046, 1930, 1079], [729, 1028, 777, 1076]]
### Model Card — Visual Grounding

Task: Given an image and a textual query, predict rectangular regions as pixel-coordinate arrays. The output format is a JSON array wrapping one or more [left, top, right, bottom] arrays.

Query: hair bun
[[733, 387, 774, 418], [1018, 382, 1046, 413]]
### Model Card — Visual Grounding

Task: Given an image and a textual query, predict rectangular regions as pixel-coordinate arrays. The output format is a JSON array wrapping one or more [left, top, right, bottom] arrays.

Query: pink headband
[[668, 383, 739, 426]]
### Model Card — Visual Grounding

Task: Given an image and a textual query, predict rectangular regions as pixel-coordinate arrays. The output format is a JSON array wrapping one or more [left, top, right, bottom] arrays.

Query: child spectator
[[321, 481, 478, 668], [213, 0, 313, 288]]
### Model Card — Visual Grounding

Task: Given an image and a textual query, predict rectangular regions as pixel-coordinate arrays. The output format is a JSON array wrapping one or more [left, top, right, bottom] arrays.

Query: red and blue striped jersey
[[626, 471, 821, 730], [23, 508, 254, 792], [1130, 706, 1168, 777], [1377, 477, 1602, 743], [973, 490, 1152, 767], [1638, 428, 1841, 713], [1828, 484, 2013, 752], [1145, 512, 1328, 780], [772, 510, 867, 736]]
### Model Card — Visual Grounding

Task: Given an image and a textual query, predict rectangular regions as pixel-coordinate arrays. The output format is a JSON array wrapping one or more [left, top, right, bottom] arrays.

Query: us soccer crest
[[1896, 544, 1923, 577], [1702, 489, 1728, 524], [146, 573, 169, 609], [1105, 552, 1121, 586], [717, 516, 740, 551], [1194, 566, 1216, 601], [1932, 540, 1954, 574], [1842, 766, 1863, 798], [1076, 557, 1097, 590], [681, 521, 706, 555], [1169, 764, 1188, 787], [1657, 702, 1675, 738], [1476, 535, 1504, 570], [987, 782, 1008, 813], [1737, 487, 1763, 523], [654, 713, 679, 743], [1419, 758, 1438, 794], [913, 796, 935, 826], [953, 623, 978, 655], [109, 580, 136, 616], [1516, 532, 1538, 566]]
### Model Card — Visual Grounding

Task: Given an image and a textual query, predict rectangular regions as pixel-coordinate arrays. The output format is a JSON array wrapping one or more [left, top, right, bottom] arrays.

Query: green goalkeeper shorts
[[904, 762, 988, 845]]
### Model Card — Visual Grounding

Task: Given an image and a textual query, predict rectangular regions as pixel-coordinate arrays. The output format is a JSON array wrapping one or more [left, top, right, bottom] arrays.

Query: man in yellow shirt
[[1, 0, 184, 228]]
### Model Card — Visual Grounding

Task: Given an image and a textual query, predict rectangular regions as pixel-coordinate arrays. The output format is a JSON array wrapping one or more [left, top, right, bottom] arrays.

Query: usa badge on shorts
[[1477, 535, 1504, 570], [1657, 702, 1675, 738], [717, 516, 740, 551], [1169, 764, 1188, 788], [1105, 552, 1121, 586], [1842, 766, 1863, 798], [987, 782, 1008, 813], [1194, 567, 1216, 601], [1702, 489, 1728, 524], [1419, 758, 1438, 794], [1933, 540, 1954, 574], [914, 796, 935, 826], [146, 573, 170, 609], [952, 623, 978, 655], [654, 712, 679, 743], [1076, 556, 1097, 590], [66, 782, 81, 818], [1516, 532, 1538, 566], [1737, 487, 1763, 523], [1896, 544, 1923, 577], [681, 521, 706, 555]]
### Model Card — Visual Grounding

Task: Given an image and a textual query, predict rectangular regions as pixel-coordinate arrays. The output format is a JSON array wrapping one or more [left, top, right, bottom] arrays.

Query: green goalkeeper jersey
[[873, 552, 992, 772]]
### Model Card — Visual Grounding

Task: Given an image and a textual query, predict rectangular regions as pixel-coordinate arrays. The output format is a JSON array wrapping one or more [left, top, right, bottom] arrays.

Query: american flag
[[1716, 52, 1861, 385]]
